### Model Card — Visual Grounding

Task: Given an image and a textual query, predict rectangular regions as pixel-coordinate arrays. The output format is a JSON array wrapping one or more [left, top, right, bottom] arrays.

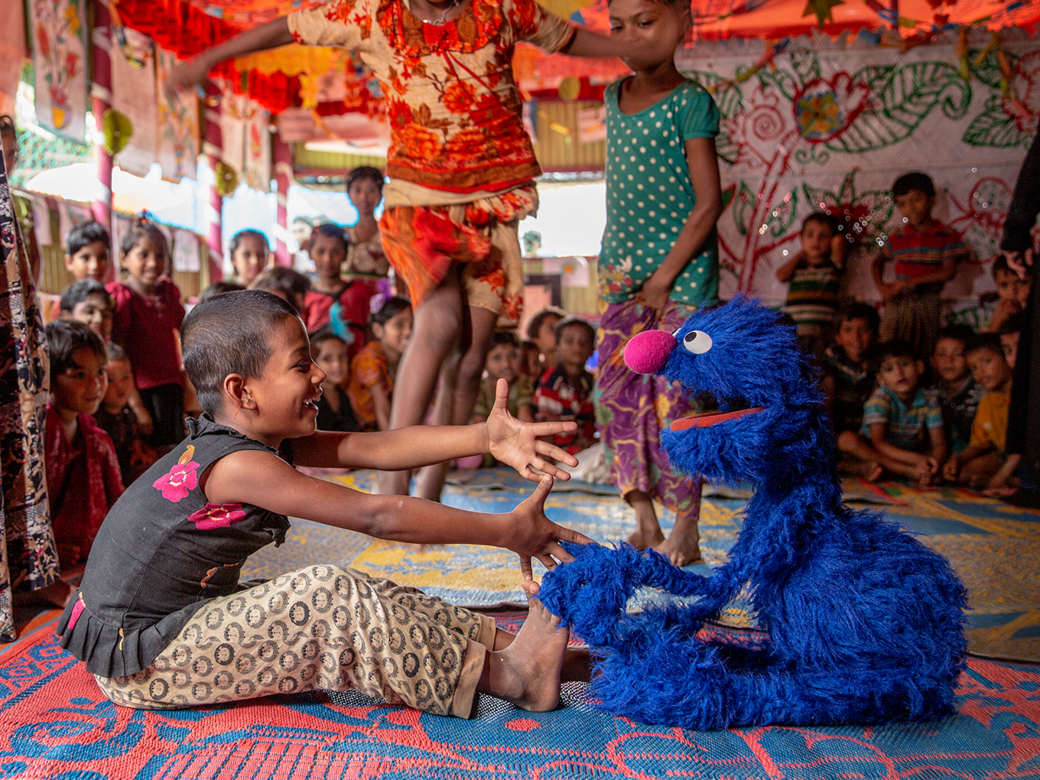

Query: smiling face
[[800, 220, 834, 266], [242, 318, 326, 446], [486, 343, 519, 385], [314, 337, 350, 387], [834, 317, 876, 364], [232, 234, 269, 287], [66, 240, 110, 282], [68, 293, 113, 343], [894, 189, 934, 230], [608, 0, 688, 73], [374, 308, 413, 363], [53, 347, 108, 421], [967, 346, 1012, 393], [310, 234, 347, 283], [122, 234, 167, 291]]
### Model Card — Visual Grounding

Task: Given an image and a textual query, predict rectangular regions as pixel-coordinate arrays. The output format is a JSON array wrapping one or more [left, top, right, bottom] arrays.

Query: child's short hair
[[370, 295, 411, 327], [835, 302, 880, 334], [311, 222, 349, 251], [46, 318, 107, 377], [229, 229, 269, 257], [990, 254, 1013, 280], [66, 220, 111, 256], [554, 315, 596, 345], [345, 166, 385, 192], [310, 330, 347, 359], [490, 330, 521, 350], [934, 324, 976, 351], [870, 340, 916, 372], [106, 342, 128, 362], [802, 212, 838, 234], [199, 281, 246, 303], [892, 172, 935, 198], [182, 290, 301, 416], [526, 306, 568, 341], [966, 333, 1004, 359], [998, 312, 1025, 337], [59, 278, 111, 315], [120, 217, 169, 258], [249, 267, 311, 312]]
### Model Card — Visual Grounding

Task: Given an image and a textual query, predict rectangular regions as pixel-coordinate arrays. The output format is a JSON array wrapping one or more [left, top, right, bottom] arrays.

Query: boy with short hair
[[821, 303, 879, 472], [776, 211, 847, 356], [872, 172, 968, 359], [986, 255, 1030, 333], [998, 311, 1024, 370], [473, 331, 536, 424], [942, 335, 1018, 491], [859, 340, 947, 486], [65, 220, 111, 282], [44, 320, 124, 567], [535, 316, 597, 456], [59, 279, 113, 343], [931, 324, 986, 453]]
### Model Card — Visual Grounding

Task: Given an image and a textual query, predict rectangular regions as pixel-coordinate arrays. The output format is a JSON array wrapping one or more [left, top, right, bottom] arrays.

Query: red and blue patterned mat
[[2, 614, 1038, 780]]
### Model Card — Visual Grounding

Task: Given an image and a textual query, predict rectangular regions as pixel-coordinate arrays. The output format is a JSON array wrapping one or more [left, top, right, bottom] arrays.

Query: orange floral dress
[[288, 0, 574, 322]]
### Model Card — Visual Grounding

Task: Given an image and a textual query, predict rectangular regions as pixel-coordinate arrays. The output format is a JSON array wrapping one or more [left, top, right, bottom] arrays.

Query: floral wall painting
[[29, 0, 89, 143], [155, 48, 199, 183], [111, 27, 158, 178], [676, 33, 1040, 308]]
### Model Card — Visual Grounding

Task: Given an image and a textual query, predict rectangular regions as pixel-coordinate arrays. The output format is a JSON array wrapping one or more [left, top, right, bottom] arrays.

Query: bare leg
[[655, 487, 703, 567], [415, 306, 499, 502], [625, 489, 665, 550], [378, 271, 465, 496], [836, 431, 885, 482], [492, 621, 591, 682], [477, 599, 571, 711]]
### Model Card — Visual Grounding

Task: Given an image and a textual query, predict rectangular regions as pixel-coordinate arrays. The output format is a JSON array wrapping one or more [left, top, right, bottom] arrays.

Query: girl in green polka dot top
[[594, 0, 723, 568]]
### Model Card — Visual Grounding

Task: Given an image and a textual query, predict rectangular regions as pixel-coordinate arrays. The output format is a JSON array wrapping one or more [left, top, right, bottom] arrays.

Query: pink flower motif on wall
[[153, 445, 199, 502], [723, 85, 795, 169], [188, 503, 247, 531], [793, 74, 872, 144], [1002, 51, 1040, 134]]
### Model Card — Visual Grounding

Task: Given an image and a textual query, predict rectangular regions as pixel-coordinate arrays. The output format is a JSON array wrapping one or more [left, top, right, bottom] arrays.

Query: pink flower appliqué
[[153, 445, 200, 502], [188, 503, 247, 531]]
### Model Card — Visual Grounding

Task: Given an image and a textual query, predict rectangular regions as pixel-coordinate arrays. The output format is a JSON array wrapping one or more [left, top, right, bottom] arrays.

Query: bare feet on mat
[[481, 599, 570, 711], [626, 491, 665, 550], [626, 526, 665, 550], [655, 531, 703, 568]]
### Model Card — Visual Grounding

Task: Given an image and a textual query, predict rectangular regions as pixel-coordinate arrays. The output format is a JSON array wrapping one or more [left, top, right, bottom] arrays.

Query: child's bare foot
[[481, 599, 569, 711], [654, 532, 703, 567], [626, 526, 665, 550], [626, 490, 664, 550]]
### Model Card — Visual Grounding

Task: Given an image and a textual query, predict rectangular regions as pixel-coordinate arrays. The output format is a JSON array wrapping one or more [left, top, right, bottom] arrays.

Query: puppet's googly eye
[[682, 330, 713, 354]]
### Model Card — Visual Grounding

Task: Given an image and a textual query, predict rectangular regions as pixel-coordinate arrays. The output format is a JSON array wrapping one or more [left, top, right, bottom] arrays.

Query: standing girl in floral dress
[[594, 0, 723, 567]]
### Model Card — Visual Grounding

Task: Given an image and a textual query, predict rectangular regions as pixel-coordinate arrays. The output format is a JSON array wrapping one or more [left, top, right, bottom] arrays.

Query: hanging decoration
[[155, 47, 199, 182], [102, 109, 134, 155], [110, 26, 158, 177], [215, 160, 239, 197], [244, 107, 271, 193], [28, 0, 89, 143]]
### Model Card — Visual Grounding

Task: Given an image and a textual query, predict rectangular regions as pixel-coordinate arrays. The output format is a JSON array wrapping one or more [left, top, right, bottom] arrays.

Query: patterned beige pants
[[95, 565, 497, 718]]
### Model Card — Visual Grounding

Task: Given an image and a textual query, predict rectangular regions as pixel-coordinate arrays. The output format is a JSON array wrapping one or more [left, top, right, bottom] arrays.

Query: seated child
[[45, 320, 124, 568], [57, 290, 589, 718], [776, 212, 847, 357], [858, 340, 947, 486], [943, 334, 1017, 491], [65, 220, 111, 282], [931, 324, 986, 453], [526, 306, 567, 372], [59, 279, 113, 343], [986, 255, 1030, 333], [463, 331, 536, 468], [871, 172, 968, 359], [820, 303, 879, 472], [198, 280, 246, 303], [520, 339, 542, 384], [535, 316, 597, 456], [94, 344, 158, 486], [998, 311, 1024, 370], [311, 331, 360, 432], [303, 223, 376, 357], [250, 266, 311, 315], [348, 296, 412, 432]]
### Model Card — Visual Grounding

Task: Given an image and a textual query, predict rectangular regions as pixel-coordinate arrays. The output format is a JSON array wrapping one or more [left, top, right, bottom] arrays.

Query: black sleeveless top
[[56, 416, 292, 677]]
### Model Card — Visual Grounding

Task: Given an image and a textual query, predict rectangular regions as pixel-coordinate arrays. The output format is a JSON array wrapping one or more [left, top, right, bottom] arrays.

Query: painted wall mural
[[28, 0, 88, 143], [676, 33, 1040, 317]]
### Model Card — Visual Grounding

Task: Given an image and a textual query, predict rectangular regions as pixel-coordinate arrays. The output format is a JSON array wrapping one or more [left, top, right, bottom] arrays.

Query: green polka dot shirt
[[598, 78, 721, 306]]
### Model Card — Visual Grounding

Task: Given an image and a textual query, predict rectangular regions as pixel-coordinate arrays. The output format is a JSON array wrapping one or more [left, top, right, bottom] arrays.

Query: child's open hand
[[507, 474, 594, 595], [486, 378, 579, 481]]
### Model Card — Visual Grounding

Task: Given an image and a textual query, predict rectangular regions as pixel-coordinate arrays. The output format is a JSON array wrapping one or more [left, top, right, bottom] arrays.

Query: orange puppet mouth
[[670, 407, 766, 431]]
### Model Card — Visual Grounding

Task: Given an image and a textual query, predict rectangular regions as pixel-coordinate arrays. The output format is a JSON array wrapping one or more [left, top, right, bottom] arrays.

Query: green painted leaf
[[968, 49, 1006, 89], [765, 189, 798, 238], [758, 68, 797, 102], [791, 50, 821, 88], [827, 61, 971, 154], [962, 97, 1032, 148], [733, 181, 756, 237]]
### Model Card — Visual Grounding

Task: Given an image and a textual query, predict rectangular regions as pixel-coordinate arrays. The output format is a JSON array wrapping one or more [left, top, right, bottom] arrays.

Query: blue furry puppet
[[538, 297, 967, 730]]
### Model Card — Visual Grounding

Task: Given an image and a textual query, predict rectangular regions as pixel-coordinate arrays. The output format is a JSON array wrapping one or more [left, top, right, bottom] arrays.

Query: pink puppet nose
[[624, 329, 677, 374]]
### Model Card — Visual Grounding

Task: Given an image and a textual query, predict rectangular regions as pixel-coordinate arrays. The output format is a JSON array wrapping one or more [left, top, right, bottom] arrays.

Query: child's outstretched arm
[[170, 19, 293, 95], [292, 384, 579, 479], [204, 454, 591, 580]]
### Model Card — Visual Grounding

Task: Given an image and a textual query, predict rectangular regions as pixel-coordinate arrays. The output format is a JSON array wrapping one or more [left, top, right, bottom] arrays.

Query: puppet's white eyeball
[[682, 330, 713, 354]]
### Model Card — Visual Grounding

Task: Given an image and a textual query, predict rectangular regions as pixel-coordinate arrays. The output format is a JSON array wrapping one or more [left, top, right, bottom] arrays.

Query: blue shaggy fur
[[538, 297, 968, 730]]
